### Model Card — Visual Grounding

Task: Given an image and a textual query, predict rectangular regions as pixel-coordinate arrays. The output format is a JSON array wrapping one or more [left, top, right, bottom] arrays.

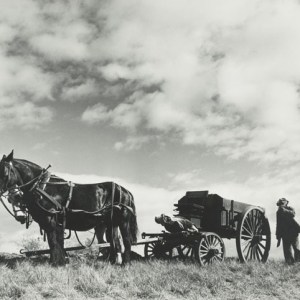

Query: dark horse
[[0, 151, 138, 266]]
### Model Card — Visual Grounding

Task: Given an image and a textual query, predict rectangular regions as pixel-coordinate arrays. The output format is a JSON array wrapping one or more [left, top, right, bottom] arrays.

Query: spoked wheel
[[144, 241, 173, 259], [177, 243, 196, 260], [195, 233, 225, 266], [236, 207, 271, 263]]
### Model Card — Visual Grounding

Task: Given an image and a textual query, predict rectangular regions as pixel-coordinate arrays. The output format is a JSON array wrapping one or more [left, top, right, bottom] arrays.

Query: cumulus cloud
[[61, 79, 99, 102], [0, 0, 300, 164], [114, 135, 152, 151], [0, 0, 97, 129], [81, 103, 110, 124], [79, 0, 300, 165], [0, 102, 53, 130]]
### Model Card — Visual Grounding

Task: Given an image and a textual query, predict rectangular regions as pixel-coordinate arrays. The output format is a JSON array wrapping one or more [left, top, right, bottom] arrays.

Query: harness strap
[[65, 182, 75, 208], [119, 185, 122, 204], [35, 187, 62, 210], [45, 181, 74, 185], [39, 172, 51, 191], [38, 178, 75, 209], [120, 203, 135, 215]]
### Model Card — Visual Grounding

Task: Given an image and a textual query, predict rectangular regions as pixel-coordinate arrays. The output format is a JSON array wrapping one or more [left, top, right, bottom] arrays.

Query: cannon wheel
[[236, 207, 271, 262], [195, 233, 225, 266], [176, 243, 196, 260], [144, 241, 173, 259]]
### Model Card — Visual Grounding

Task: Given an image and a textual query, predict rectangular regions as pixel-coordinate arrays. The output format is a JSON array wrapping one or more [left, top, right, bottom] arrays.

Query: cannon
[[142, 190, 271, 265]]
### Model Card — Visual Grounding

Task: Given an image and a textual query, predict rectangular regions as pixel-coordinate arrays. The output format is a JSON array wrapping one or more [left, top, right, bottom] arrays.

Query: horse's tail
[[129, 193, 138, 244]]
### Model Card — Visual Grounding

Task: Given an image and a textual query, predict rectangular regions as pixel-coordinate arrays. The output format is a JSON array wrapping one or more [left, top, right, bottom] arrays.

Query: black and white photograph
[[0, 0, 300, 299]]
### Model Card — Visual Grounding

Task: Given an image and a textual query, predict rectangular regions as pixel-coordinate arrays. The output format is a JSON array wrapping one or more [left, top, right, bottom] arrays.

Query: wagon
[[142, 190, 271, 265]]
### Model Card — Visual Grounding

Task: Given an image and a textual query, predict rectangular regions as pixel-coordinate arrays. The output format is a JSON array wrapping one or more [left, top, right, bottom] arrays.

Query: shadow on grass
[[0, 250, 146, 268]]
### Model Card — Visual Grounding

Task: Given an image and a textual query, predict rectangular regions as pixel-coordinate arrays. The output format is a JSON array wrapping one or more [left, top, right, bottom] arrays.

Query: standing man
[[276, 198, 300, 264]]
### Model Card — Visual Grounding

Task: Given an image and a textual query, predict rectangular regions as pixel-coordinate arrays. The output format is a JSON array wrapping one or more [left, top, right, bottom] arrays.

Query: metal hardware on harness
[[65, 181, 75, 208], [28, 165, 52, 192]]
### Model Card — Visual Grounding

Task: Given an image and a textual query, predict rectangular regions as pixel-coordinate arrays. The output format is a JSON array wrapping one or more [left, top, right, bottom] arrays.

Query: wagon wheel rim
[[177, 243, 196, 260], [236, 207, 271, 263], [196, 233, 225, 266], [144, 242, 158, 259], [144, 241, 172, 259]]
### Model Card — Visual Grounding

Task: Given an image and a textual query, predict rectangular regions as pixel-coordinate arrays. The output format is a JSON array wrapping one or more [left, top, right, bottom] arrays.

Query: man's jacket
[[276, 206, 300, 241]]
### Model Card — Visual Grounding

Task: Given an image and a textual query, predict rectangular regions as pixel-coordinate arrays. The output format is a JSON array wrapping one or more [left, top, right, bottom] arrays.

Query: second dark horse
[[0, 151, 138, 266]]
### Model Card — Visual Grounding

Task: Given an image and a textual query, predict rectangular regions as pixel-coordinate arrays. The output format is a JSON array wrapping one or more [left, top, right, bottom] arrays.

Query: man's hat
[[277, 198, 289, 206]]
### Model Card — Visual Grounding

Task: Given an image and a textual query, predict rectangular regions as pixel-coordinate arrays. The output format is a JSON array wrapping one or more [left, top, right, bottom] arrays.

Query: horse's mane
[[14, 159, 43, 171]]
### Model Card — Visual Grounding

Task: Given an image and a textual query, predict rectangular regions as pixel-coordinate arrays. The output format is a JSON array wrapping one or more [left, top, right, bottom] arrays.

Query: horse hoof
[[116, 253, 123, 265]]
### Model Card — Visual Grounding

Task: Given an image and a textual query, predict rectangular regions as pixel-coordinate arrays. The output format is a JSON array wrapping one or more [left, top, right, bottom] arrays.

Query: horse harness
[[0, 162, 135, 236]]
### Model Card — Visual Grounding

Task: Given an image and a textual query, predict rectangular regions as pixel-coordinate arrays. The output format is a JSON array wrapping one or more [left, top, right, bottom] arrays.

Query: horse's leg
[[46, 217, 66, 266], [95, 223, 110, 260], [56, 223, 66, 263], [106, 223, 122, 264], [113, 226, 123, 265], [95, 223, 107, 243], [119, 218, 132, 264]]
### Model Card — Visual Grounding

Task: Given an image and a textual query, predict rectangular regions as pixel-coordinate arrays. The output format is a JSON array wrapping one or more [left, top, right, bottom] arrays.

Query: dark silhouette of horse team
[[0, 150, 137, 266], [0, 150, 299, 265]]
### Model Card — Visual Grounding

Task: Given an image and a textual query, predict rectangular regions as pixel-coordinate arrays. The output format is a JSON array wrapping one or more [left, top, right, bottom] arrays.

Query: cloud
[[168, 170, 205, 190], [0, 0, 97, 129], [0, 0, 300, 166], [80, 0, 300, 165], [114, 136, 152, 151], [0, 102, 53, 130], [61, 79, 99, 102], [81, 103, 110, 124], [30, 33, 89, 62]]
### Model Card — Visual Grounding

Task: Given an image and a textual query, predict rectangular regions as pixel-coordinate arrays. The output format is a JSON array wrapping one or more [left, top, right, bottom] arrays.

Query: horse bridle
[[0, 161, 50, 207], [0, 161, 20, 195]]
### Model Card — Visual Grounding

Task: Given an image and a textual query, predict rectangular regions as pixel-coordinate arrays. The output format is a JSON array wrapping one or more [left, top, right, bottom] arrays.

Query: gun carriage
[[142, 191, 271, 265]]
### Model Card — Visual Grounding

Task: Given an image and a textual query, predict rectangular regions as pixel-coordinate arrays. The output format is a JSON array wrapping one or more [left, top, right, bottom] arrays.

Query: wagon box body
[[174, 190, 263, 238], [173, 190, 271, 262]]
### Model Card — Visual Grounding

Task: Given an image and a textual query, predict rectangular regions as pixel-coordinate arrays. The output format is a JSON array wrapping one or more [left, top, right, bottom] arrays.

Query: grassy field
[[0, 253, 299, 300]]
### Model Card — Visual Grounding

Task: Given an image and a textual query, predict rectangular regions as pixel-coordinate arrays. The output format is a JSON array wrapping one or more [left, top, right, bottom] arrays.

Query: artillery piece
[[143, 191, 271, 265]]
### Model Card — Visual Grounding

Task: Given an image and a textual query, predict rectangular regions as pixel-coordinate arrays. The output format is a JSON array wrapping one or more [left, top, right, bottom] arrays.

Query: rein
[[0, 163, 52, 226], [0, 195, 16, 218], [0, 193, 32, 228]]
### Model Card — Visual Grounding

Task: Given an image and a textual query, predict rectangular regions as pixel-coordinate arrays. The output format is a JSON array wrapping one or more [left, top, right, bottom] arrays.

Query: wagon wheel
[[176, 243, 196, 260], [195, 233, 225, 266], [144, 241, 173, 259], [236, 207, 271, 263]]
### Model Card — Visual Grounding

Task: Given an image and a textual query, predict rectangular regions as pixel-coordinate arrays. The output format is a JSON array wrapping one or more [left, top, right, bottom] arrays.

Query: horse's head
[[0, 150, 18, 193]]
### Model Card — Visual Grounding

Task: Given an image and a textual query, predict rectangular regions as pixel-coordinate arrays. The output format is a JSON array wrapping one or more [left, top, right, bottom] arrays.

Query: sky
[[1, 0, 300, 259]]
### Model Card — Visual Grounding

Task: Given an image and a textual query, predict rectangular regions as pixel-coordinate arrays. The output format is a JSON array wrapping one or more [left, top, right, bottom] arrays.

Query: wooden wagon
[[142, 190, 271, 265]]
